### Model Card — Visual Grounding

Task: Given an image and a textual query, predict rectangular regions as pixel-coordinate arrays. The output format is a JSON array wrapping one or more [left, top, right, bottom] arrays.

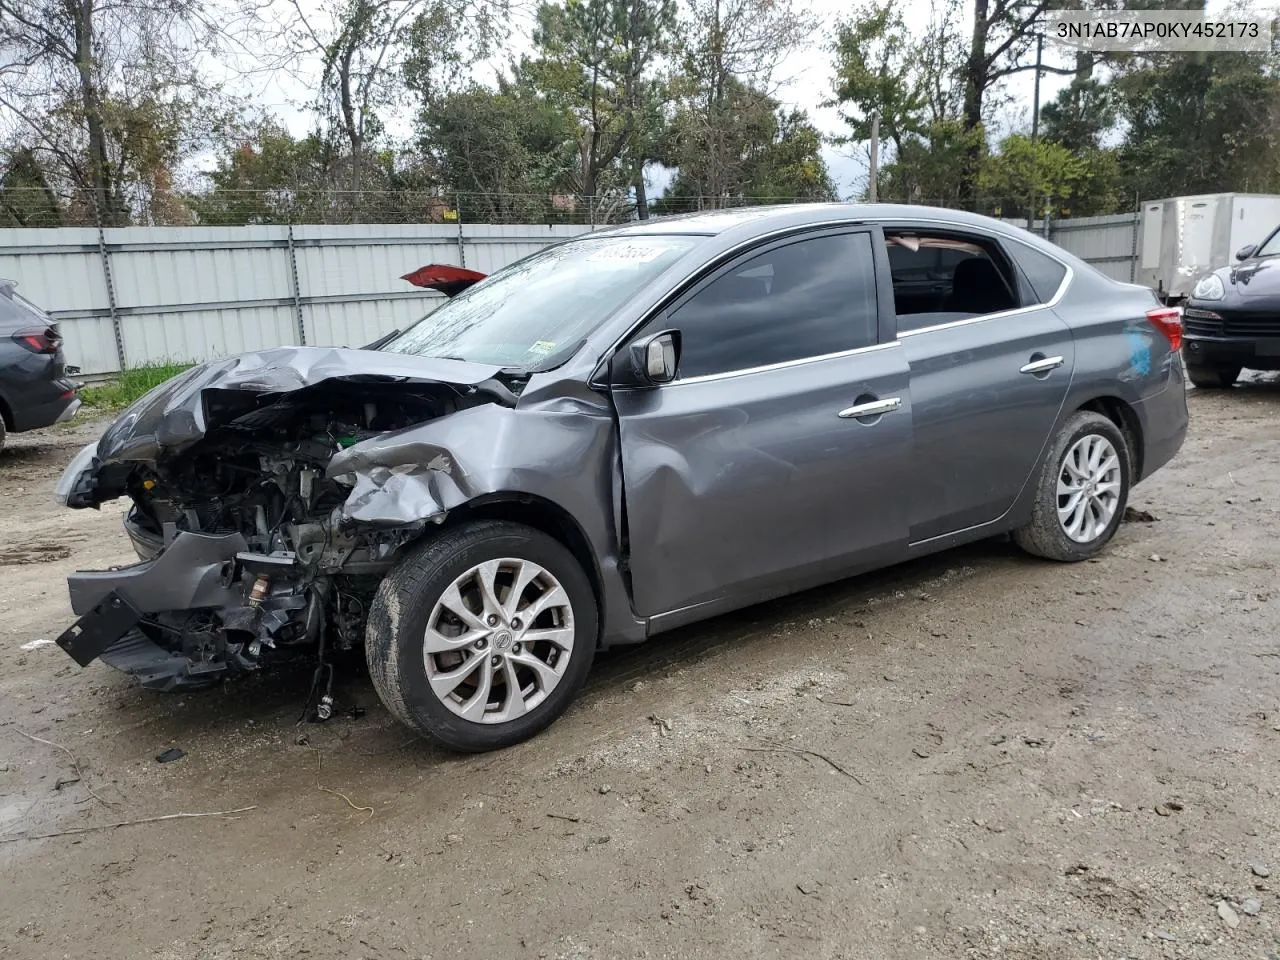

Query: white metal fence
[[1037, 214, 1139, 283], [0, 213, 1143, 377], [0, 223, 591, 376]]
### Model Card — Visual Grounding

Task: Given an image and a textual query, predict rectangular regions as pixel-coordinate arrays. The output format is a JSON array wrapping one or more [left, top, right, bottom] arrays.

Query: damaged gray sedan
[[53, 204, 1189, 751]]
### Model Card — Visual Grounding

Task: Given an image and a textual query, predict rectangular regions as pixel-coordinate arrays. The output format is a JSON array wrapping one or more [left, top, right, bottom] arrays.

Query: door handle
[[1020, 355, 1065, 375], [838, 397, 901, 419]]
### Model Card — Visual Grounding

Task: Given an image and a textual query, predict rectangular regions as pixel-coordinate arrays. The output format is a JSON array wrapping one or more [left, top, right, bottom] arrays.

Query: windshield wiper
[[362, 329, 400, 350]]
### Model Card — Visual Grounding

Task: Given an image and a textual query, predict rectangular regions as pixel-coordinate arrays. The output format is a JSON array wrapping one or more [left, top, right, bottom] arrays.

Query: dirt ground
[[2, 379, 1280, 960]]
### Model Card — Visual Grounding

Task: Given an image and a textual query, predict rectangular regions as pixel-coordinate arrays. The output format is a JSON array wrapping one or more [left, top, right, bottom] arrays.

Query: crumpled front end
[[54, 345, 523, 696]]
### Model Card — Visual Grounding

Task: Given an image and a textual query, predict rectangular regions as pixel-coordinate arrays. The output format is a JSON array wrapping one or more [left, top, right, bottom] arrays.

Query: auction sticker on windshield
[[585, 242, 670, 263]]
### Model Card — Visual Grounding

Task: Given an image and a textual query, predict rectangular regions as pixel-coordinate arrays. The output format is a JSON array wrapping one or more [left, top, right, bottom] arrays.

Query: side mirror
[[613, 330, 681, 387], [1235, 244, 1257, 262]]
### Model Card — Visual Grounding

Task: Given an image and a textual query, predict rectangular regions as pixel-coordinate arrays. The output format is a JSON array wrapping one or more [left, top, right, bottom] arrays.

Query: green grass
[[81, 361, 195, 412]]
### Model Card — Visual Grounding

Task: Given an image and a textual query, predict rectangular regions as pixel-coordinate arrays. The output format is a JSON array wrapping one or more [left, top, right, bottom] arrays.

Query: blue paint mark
[[1127, 332, 1152, 376]]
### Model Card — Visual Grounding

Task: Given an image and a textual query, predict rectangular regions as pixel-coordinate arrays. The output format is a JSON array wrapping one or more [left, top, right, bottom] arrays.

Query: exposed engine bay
[[121, 386, 450, 692], [54, 347, 522, 714]]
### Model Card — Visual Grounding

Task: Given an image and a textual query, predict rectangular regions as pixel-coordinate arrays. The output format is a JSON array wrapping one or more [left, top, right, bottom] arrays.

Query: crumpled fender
[[327, 403, 514, 527], [325, 399, 607, 529], [322, 391, 651, 647]]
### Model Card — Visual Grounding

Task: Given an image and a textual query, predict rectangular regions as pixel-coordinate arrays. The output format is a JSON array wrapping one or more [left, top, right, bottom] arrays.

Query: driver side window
[[662, 231, 880, 380]]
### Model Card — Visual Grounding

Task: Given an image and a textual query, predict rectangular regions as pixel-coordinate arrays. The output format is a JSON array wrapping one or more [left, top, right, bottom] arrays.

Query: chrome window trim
[[886, 228, 1074, 339], [596, 214, 1075, 379], [894, 273, 1074, 338], [670, 340, 902, 387]]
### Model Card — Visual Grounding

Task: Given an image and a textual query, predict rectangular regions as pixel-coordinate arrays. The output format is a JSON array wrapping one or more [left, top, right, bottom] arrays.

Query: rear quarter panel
[[1053, 272, 1188, 482], [1060, 275, 1174, 401]]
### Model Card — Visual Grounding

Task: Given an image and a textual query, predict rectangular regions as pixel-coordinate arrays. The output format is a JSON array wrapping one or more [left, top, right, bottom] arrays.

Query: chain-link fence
[[1, 185, 1076, 229]]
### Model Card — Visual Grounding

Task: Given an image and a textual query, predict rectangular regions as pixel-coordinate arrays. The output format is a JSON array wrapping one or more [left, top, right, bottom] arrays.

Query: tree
[[667, 0, 816, 206], [660, 83, 835, 207], [415, 80, 582, 221], [742, 108, 838, 201], [979, 133, 1085, 218], [1040, 75, 1114, 154], [877, 120, 984, 204], [188, 121, 338, 224], [520, 0, 676, 213], [830, 3, 937, 156], [957, 0, 1075, 198], [828, 0, 974, 203], [1038, 74, 1121, 215], [1, 147, 63, 226], [277, 0, 506, 218], [1112, 51, 1280, 200], [0, 0, 233, 224]]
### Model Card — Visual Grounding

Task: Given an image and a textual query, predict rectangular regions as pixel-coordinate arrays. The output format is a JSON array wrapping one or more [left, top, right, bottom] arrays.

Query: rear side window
[[0, 281, 53, 328], [883, 232, 1021, 332], [1005, 241, 1069, 304], [668, 232, 879, 379]]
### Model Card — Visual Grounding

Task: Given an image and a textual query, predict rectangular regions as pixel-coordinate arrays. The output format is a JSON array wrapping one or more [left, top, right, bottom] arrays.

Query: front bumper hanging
[[55, 531, 249, 671]]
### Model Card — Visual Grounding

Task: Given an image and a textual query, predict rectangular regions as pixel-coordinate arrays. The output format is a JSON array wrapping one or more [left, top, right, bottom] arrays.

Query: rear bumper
[[1183, 335, 1280, 371], [55, 398, 81, 423], [10, 379, 80, 431]]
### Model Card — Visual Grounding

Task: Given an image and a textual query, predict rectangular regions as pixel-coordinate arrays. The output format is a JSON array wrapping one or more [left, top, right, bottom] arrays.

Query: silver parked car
[[54, 204, 1189, 750]]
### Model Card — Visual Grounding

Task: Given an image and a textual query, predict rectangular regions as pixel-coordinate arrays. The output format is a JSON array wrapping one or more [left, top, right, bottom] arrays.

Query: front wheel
[[1013, 411, 1132, 562], [366, 520, 598, 751]]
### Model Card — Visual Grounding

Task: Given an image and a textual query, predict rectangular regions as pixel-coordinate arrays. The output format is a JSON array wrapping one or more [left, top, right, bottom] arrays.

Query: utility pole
[[1027, 32, 1044, 230], [868, 110, 880, 203], [1031, 32, 1044, 142]]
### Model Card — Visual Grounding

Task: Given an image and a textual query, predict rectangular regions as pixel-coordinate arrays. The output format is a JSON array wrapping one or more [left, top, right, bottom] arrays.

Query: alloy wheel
[[423, 558, 575, 723], [1056, 434, 1122, 543]]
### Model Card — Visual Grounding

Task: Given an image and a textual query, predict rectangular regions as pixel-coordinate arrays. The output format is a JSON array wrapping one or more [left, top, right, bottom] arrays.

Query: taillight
[[12, 327, 60, 354], [1146, 307, 1183, 351]]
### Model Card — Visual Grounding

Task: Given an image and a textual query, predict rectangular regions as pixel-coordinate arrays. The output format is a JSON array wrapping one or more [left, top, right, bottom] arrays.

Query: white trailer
[[1135, 193, 1280, 301]]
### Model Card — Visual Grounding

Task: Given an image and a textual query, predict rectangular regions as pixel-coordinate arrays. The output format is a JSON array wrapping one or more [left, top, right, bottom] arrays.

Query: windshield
[[381, 234, 703, 368], [1256, 228, 1280, 258]]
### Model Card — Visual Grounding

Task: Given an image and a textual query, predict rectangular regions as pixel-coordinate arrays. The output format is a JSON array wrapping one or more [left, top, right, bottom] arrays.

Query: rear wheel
[[1186, 363, 1240, 389], [1013, 411, 1132, 562], [365, 520, 597, 752]]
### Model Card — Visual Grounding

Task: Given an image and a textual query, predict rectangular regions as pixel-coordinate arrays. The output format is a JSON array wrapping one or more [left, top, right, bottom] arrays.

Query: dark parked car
[[53, 204, 1189, 751], [0, 279, 79, 449], [1182, 223, 1280, 387]]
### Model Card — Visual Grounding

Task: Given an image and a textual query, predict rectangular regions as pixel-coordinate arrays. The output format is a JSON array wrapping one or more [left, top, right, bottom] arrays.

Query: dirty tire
[[1185, 363, 1240, 389], [365, 520, 597, 752], [1013, 411, 1132, 563], [0, 415, 6, 451]]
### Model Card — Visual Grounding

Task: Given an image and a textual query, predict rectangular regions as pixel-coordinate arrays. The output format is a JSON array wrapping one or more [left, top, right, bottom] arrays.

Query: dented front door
[[610, 227, 913, 620]]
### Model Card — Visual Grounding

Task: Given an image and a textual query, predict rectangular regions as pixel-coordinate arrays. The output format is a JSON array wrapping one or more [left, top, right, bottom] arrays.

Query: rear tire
[[1186, 363, 1240, 389], [1013, 411, 1132, 562], [365, 520, 597, 752], [0, 415, 6, 451]]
